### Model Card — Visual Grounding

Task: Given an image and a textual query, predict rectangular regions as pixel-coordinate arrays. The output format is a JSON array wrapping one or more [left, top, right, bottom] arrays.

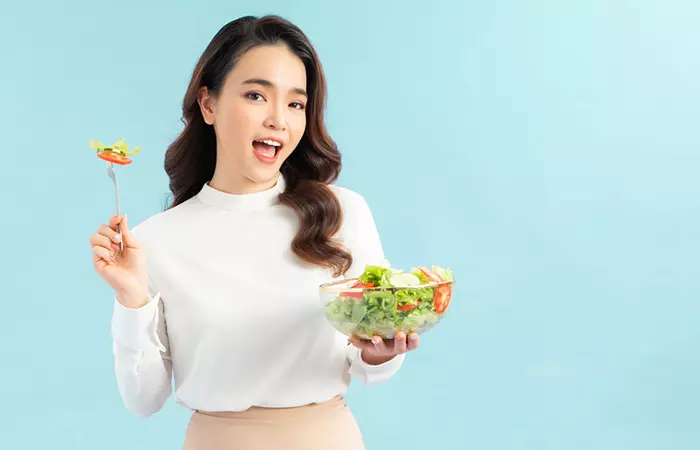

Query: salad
[[90, 138, 141, 165], [322, 262, 454, 339]]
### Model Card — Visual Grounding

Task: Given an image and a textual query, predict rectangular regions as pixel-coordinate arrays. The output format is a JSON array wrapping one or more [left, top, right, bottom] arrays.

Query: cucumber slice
[[388, 272, 421, 287]]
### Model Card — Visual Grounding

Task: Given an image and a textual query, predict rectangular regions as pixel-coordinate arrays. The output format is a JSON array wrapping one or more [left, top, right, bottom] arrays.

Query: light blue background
[[1, 1, 698, 449]]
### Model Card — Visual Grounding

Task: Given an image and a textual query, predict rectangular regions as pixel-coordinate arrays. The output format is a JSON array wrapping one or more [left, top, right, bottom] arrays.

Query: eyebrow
[[241, 78, 308, 98]]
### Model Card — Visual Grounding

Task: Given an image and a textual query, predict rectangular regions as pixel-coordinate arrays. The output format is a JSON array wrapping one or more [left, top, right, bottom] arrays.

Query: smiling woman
[[88, 14, 418, 450], [165, 20, 353, 277], [200, 51, 309, 180]]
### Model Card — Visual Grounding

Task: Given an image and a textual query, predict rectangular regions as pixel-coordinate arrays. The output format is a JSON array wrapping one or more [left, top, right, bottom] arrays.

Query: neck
[[209, 165, 279, 195]]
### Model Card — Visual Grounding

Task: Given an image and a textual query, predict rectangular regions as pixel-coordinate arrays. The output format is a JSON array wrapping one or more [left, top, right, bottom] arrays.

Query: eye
[[246, 92, 264, 101], [290, 102, 305, 110]]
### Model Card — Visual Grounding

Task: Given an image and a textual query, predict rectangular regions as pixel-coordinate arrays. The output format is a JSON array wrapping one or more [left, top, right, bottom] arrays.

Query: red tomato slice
[[342, 292, 363, 298], [98, 151, 132, 165], [434, 284, 452, 313], [397, 300, 421, 311], [341, 280, 365, 298], [419, 267, 443, 283]]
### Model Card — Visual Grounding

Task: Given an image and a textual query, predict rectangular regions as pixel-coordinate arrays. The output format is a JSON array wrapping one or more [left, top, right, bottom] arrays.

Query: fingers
[[348, 331, 420, 354], [98, 222, 122, 245], [108, 214, 121, 231], [90, 215, 126, 268], [349, 335, 384, 352], [120, 214, 140, 249], [92, 244, 115, 266], [91, 223, 121, 260], [371, 335, 389, 353], [393, 332, 408, 354], [93, 214, 140, 254], [89, 232, 121, 254], [348, 335, 374, 351], [407, 332, 420, 351]]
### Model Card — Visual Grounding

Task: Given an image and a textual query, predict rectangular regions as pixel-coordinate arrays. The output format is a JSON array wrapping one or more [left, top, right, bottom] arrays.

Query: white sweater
[[110, 175, 404, 417]]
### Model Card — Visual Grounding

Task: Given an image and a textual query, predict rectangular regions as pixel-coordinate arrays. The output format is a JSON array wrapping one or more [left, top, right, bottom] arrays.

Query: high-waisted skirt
[[182, 395, 365, 450]]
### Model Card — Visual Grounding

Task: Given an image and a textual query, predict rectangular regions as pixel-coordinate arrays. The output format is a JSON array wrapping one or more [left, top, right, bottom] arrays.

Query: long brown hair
[[164, 15, 352, 277]]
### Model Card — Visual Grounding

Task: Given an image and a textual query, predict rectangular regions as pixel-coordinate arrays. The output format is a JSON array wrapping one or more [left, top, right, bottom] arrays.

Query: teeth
[[259, 139, 281, 147]]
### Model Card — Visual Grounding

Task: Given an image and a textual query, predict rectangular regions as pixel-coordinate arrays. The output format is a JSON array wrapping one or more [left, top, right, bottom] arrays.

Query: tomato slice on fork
[[98, 151, 132, 165]]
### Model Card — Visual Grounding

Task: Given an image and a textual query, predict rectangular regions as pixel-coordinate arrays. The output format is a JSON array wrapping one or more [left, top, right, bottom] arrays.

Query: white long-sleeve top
[[109, 175, 404, 417]]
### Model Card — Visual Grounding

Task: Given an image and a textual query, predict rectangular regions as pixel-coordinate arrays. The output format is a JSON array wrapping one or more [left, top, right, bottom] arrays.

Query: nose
[[263, 103, 287, 131]]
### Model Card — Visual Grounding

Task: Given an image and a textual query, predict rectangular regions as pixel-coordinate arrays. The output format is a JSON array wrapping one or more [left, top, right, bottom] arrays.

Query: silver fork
[[105, 161, 123, 253]]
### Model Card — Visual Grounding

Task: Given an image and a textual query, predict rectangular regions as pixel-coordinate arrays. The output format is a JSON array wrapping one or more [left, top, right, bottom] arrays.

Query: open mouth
[[252, 139, 282, 163]]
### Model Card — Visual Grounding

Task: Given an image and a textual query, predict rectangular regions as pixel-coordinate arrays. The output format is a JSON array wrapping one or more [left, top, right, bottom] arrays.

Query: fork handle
[[117, 222, 124, 252]]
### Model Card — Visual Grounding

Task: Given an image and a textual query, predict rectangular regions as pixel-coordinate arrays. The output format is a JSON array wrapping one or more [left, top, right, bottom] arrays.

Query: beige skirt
[[182, 395, 365, 450]]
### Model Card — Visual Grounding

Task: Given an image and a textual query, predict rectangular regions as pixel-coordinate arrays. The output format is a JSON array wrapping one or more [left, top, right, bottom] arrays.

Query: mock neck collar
[[196, 175, 286, 210]]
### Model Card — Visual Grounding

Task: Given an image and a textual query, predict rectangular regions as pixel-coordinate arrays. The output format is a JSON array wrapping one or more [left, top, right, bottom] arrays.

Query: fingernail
[[372, 336, 381, 345], [112, 234, 122, 243], [410, 333, 418, 340]]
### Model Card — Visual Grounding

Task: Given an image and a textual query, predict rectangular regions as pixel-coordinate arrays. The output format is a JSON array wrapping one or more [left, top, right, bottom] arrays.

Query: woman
[[89, 15, 419, 450]]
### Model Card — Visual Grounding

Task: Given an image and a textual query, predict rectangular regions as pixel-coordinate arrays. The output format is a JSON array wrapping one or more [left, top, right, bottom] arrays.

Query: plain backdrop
[[1, 1, 698, 449]]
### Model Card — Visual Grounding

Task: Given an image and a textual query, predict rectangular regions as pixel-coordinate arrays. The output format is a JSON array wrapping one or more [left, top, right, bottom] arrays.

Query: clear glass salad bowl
[[319, 264, 454, 340]]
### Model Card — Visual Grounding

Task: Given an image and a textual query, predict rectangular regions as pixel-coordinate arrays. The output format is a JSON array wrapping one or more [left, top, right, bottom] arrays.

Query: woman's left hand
[[349, 331, 420, 365]]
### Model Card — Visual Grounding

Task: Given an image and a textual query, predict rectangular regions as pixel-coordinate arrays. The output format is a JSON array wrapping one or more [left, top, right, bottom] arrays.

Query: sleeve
[[340, 190, 406, 384], [110, 270, 173, 418], [346, 344, 405, 385]]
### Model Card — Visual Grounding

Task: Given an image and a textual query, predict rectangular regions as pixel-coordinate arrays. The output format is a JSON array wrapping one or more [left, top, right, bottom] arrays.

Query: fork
[[105, 161, 123, 253]]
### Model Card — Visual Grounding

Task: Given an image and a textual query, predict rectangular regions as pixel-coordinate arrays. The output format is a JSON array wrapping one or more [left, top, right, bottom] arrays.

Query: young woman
[[89, 15, 419, 450]]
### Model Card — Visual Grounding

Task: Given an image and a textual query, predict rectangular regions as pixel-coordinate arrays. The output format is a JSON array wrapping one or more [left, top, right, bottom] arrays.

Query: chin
[[248, 151, 292, 181], [243, 165, 284, 186]]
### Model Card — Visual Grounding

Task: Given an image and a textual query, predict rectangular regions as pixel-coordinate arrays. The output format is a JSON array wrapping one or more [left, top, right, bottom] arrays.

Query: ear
[[197, 86, 216, 125]]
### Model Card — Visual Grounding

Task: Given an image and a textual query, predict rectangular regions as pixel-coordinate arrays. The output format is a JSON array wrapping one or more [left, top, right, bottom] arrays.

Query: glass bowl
[[319, 275, 454, 340]]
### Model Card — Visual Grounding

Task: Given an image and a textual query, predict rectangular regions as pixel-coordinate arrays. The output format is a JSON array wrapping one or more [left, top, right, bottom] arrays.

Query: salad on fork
[[90, 137, 142, 253]]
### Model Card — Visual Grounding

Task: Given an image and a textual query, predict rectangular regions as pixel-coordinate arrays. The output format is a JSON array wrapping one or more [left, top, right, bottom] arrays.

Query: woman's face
[[199, 43, 308, 193]]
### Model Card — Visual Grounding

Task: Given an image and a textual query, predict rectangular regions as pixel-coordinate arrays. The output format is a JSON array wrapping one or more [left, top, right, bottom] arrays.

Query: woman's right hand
[[90, 214, 150, 309]]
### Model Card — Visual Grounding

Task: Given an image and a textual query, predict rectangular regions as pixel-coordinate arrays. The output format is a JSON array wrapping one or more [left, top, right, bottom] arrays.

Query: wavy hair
[[163, 15, 352, 276]]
